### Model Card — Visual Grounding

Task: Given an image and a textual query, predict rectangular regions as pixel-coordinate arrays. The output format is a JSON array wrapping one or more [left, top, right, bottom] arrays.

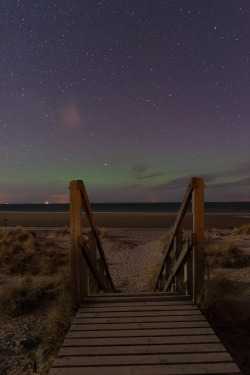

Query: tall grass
[[0, 275, 56, 318], [232, 223, 250, 235], [0, 227, 69, 275]]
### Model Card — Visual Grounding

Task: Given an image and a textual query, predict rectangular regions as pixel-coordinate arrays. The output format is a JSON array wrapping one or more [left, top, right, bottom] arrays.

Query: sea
[[0, 202, 250, 214]]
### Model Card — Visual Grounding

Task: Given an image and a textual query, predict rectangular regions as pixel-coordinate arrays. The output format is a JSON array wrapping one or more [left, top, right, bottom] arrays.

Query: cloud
[[131, 163, 164, 180], [60, 101, 82, 129]]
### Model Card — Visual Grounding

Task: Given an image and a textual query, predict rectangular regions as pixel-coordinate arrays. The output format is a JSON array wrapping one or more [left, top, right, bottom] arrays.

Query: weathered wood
[[79, 305, 199, 312], [88, 231, 97, 294], [84, 294, 192, 303], [74, 315, 206, 323], [97, 258, 105, 291], [80, 183, 115, 292], [77, 236, 106, 291], [66, 327, 215, 338], [70, 321, 210, 331], [174, 229, 183, 292], [54, 352, 234, 366], [50, 362, 241, 375], [192, 177, 205, 302], [154, 180, 194, 291], [184, 248, 193, 296], [77, 309, 203, 318], [164, 239, 193, 292], [63, 334, 221, 347], [70, 180, 88, 308], [59, 342, 226, 356]]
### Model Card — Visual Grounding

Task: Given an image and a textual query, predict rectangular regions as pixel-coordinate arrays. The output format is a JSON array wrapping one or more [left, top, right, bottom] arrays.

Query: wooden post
[[70, 180, 88, 309], [88, 231, 97, 294], [192, 177, 205, 303]]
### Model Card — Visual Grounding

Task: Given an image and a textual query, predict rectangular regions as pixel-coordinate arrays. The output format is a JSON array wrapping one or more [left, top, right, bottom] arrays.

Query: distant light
[[45, 201, 49, 205]]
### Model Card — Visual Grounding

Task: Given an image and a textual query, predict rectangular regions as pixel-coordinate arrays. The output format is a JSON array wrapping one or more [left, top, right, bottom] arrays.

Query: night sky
[[1, 0, 250, 203]]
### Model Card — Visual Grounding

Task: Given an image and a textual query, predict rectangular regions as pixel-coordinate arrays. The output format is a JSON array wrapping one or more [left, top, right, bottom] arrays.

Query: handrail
[[70, 180, 116, 309], [79, 183, 116, 292], [154, 179, 194, 288], [154, 177, 204, 302]]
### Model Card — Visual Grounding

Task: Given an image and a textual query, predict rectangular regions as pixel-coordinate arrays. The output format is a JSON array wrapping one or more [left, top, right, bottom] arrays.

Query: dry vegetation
[[159, 224, 250, 374], [0, 227, 73, 375]]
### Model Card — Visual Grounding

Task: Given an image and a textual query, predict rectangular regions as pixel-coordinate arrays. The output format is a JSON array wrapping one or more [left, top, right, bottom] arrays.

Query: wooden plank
[[50, 362, 241, 375], [66, 327, 214, 338], [154, 180, 194, 291], [88, 231, 97, 294], [76, 310, 203, 318], [59, 342, 226, 356], [82, 300, 195, 307], [80, 183, 115, 292], [70, 180, 88, 308], [84, 295, 192, 303], [73, 315, 206, 323], [78, 236, 106, 291], [88, 292, 186, 298], [192, 177, 205, 301], [63, 334, 221, 347], [78, 305, 199, 313], [70, 321, 210, 331], [164, 240, 192, 292], [53, 352, 234, 366]]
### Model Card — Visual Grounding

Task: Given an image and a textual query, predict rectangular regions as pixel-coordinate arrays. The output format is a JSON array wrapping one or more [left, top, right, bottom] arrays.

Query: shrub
[[197, 270, 236, 310], [205, 243, 248, 270], [52, 226, 68, 236], [232, 223, 250, 235], [0, 276, 56, 318], [0, 227, 69, 276]]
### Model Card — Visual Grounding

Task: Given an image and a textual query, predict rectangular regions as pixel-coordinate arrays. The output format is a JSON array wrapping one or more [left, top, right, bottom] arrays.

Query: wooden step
[[49, 293, 242, 375]]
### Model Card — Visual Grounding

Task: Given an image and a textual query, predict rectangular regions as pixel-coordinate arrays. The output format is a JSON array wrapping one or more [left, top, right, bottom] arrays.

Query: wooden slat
[[80, 183, 115, 292], [77, 236, 106, 291], [70, 321, 210, 331], [49, 293, 242, 375], [154, 179, 194, 290], [66, 327, 215, 338], [76, 309, 203, 318], [63, 334, 221, 347], [53, 352, 234, 366], [59, 342, 226, 356], [78, 305, 199, 313], [164, 239, 193, 292], [84, 297, 192, 304], [50, 362, 241, 375], [82, 300, 195, 307], [73, 315, 206, 323]]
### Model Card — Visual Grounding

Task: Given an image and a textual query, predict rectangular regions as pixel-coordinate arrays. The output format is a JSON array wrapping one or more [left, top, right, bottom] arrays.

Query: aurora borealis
[[1, 1, 250, 203]]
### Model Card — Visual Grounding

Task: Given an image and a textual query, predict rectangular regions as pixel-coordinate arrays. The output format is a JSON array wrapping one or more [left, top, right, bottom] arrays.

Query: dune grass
[[51, 226, 69, 236], [0, 227, 69, 275], [232, 222, 250, 235], [0, 275, 57, 318], [0, 227, 74, 374]]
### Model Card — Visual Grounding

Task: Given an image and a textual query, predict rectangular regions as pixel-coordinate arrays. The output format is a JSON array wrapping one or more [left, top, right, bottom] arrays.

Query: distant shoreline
[[0, 212, 250, 229]]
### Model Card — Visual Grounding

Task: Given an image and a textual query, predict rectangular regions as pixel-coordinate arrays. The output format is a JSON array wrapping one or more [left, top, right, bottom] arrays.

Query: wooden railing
[[154, 177, 205, 303], [70, 180, 116, 309]]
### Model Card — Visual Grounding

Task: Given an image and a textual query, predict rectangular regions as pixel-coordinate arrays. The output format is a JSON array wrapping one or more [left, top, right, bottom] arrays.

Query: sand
[[1, 211, 250, 229]]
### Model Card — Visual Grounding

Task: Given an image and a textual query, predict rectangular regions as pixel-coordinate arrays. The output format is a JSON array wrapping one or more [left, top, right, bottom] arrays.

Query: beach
[[1, 211, 250, 229]]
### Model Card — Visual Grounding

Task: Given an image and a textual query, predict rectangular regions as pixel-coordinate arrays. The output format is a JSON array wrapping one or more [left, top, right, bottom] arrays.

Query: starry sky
[[1, 0, 250, 203]]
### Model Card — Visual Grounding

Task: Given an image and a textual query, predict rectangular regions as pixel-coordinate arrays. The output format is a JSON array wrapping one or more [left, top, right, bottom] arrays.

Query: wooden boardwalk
[[49, 292, 241, 375]]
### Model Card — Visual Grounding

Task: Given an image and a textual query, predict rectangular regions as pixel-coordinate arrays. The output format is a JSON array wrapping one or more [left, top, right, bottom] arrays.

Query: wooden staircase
[[48, 179, 242, 374], [49, 292, 241, 374]]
